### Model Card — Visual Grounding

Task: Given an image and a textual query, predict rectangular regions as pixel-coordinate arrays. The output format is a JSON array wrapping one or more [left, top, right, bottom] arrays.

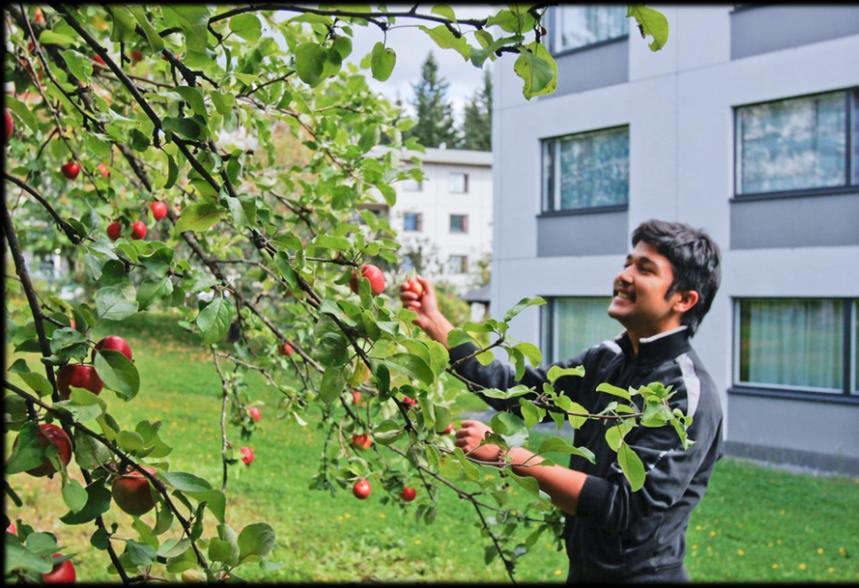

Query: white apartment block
[[389, 147, 493, 292], [492, 5, 859, 474]]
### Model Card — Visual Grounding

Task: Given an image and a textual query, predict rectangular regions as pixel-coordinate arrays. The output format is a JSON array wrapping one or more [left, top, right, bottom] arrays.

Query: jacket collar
[[615, 325, 691, 364]]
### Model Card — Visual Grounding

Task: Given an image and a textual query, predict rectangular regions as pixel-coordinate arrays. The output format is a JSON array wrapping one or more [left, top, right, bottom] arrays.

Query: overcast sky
[[345, 5, 503, 124]]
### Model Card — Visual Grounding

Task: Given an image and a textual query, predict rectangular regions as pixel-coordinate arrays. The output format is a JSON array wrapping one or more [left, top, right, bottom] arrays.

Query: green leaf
[[319, 367, 345, 404], [186, 489, 225, 523], [128, 6, 164, 51], [503, 295, 546, 323], [164, 153, 179, 189], [16, 371, 53, 398], [5, 96, 38, 133], [295, 42, 326, 86], [38, 30, 76, 46], [372, 419, 403, 445], [418, 25, 471, 59], [332, 35, 352, 59], [515, 342, 542, 367], [60, 49, 93, 83], [73, 429, 113, 470], [174, 87, 207, 118], [117, 430, 145, 452], [617, 442, 646, 491], [174, 201, 223, 233], [627, 5, 670, 51], [4, 538, 54, 575], [431, 5, 456, 20], [95, 285, 139, 321], [60, 481, 111, 524], [230, 13, 262, 42], [596, 382, 632, 401], [546, 365, 585, 384], [447, 328, 476, 349], [94, 348, 140, 401], [553, 395, 588, 429], [196, 296, 235, 345], [125, 540, 157, 568], [314, 234, 351, 251], [237, 523, 276, 561], [161, 471, 211, 493], [519, 398, 545, 429], [480, 384, 533, 400], [6, 422, 47, 475], [537, 437, 595, 464], [162, 116, 204, 140], [386, 353, 433, 385], [211, 91, 235, 116], [62, 479, 88, 513], [507, 470, 542, 497], [370, 42, 396, 81], [514, 42, 557, 99]]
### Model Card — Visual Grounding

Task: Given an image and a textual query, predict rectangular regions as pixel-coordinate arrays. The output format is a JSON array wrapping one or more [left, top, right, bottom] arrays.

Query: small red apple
[[402, 277, 424, 298], [92, 54, 106, 66], [96, 163, 110, 178], [92, 335, 133, 361], [351, 434, 372, 450], [352, 478, 371, 500], [131, 220, 146, 240], [69, 318, 76, 331], [111, 466, 157, 516], [33, 8, 45, 26], [23, 423, 73, 478], [248, 407, 262, 422], [442, 423, 455, 435], [107, 221, 122, 241], [240, 447, 254, 465], [149, 201, 168, 221], [278, 342, 294, 357], [7, 522, 16, 534], [400, 486, 417, 502], [4, 110, 13, 143], [27, 39, 35, 53], [57, 364, 103, 399], [130, 49, 143, 63], [61, 161, 80, 180], [401, 395, 417, 409], [350, 264, 385, 296], [351, 390, 362, 405], [42, 554, 76, 584]]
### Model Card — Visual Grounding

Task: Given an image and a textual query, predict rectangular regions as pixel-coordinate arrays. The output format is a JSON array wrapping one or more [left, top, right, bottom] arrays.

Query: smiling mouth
[[612, 288, 636, 302]]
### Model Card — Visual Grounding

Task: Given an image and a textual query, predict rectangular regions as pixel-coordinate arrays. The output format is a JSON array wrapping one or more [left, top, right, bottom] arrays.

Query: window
[[542, 126, 629, 212], [402, 178, 423, 192], [403, 212, 422, 232], [449, 172, 468, 194], [449, 214, 468, 233], [540, 297, 620, 363], [735, 89, 859, 196], [552, 6, 629, 53], [735, 298, 859, 398], [854, 300, 859, 394], [448, 255, 468, 274]]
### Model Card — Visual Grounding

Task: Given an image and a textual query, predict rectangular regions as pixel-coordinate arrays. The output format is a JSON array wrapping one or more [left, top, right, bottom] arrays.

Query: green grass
[[5, 312, 859, 582]]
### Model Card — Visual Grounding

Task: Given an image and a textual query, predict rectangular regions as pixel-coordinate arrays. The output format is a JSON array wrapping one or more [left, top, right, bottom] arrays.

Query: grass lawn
[[5, 312, 858, 582]]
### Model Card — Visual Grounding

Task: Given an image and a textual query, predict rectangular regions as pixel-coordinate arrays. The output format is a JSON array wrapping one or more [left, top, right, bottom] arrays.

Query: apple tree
[[3, 4, 676, 583]]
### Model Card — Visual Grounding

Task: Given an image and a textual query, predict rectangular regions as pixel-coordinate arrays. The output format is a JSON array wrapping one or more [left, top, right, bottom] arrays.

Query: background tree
[[461, 68, 493, 151], [404, 51, 461, 149]]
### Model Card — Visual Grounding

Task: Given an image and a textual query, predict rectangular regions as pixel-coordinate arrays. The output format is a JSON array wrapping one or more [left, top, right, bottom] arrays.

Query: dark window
[[403, 212, 422, 232], [449, 214, 468, 234], [552, 6, 629, 53]]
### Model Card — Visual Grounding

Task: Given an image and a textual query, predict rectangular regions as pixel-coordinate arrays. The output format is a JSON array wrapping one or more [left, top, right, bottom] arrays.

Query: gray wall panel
[[732, 6, 859, 60], [537, 210, 628, 257], [547, 39, 629, 99], [727, 394, 859, 464], [731, 192, 859, 249]]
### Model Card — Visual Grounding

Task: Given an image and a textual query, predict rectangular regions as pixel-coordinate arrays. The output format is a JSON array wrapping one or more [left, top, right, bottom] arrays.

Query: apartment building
[[492, 5, 859, 474], [388, 147, 493, 292]]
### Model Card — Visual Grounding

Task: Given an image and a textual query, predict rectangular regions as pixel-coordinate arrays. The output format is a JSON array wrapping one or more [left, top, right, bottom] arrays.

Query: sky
[[344, 5, 503, 125]]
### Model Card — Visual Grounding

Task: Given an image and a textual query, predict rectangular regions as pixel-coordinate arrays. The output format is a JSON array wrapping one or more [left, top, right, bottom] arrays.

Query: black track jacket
[[448, 327, 723, 582]]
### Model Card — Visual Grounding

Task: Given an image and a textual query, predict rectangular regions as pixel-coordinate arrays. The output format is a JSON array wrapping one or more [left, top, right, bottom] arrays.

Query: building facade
[[390, 147, 493, 292], [492, 5, 859, 474]]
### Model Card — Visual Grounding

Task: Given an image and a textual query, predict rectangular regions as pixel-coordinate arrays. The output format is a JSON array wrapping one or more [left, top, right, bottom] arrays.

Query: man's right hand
[[400, 276, 454, 348]]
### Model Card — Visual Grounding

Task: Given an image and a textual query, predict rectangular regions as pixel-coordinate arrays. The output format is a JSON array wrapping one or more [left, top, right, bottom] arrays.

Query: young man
[[400, 219, 723, 583]]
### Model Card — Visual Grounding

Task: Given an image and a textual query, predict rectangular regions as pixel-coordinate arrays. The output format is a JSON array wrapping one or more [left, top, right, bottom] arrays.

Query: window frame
[[448, 254, 468, 274], [549, 5, 630, 57], [539, 295, 619, 364], [403, 212, 422, 232], [732, 87, 858, 201], [449, 172, 469, 194], [449, 213, 468, 234], [729, 297, 859, 405], [540, 124, 630, 214]]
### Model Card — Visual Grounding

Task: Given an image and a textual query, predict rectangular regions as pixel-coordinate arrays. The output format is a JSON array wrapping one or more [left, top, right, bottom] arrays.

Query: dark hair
[[631, 219, 721, 336]]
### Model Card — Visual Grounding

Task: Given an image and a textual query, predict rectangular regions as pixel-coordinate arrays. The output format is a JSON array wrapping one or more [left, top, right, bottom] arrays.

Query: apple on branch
[[111, 467, 157, 516], [350, 264, 385, 296], [42, 554, 76, 584]]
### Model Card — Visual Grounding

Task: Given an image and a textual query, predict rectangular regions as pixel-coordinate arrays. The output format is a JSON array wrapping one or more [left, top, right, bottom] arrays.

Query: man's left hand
[[455, 420, 503, 463]]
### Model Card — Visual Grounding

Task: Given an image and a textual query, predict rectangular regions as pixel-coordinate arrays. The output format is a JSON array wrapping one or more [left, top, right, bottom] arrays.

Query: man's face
[[607, 241, 686, 335]]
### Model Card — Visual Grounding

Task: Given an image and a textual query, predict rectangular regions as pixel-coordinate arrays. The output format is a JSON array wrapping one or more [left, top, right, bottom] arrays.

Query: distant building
[[492, 5, 859, 474]]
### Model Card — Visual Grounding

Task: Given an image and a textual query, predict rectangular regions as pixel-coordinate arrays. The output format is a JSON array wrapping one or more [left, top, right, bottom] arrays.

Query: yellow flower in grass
[[737, 549, 745, 557], [554, 570, 562, 577], [838, 547, 847, 557], [817, 547, 824, 555], [798, 563, 807, 571], [378, 512, 386, 519], [343, 512, 352, 520], [772, 563, 781, 570], [828, 567, 835, 574], [709, 530, 717, 538], [414, 538, 421, 545]]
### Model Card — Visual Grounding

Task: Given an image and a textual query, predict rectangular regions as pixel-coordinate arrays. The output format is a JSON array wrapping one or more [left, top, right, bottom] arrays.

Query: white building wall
[[492, 6, 859, 464]]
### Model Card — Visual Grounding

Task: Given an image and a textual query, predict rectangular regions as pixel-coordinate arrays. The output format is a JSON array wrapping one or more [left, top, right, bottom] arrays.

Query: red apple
[[107, 222, 122, 241], [442, 423, 455, 435], [42, 554, 76, 584], [352, 478, 371, 500], [400, 486, 417, 502], [24, 424, 73, 478], [69, 318, 76, 331], [401, 395, 417, 409], [278, 342, 294, 357], [96, 163, 110, 178], [131, 220, 146, 240], [111, 467, 156, 516], [92, 54, 106, 66], [92, 335, 133, 361], [248, 407, 262, 422], [7, 522, 16, 534], [130, 49, 143, 63], [240, 447, 254, 465], [60, 161, 80, 180], [33, 8, 45, 26], [351, 434, 372, 450], [351, 390, 362, 405], [4, 110, 13, 143], [57, 364, 103, 399], [402, 277, 424, 298], [149, 201, 168, 221], [350, 264, 385, 296], [27, 39, 35, 53]]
